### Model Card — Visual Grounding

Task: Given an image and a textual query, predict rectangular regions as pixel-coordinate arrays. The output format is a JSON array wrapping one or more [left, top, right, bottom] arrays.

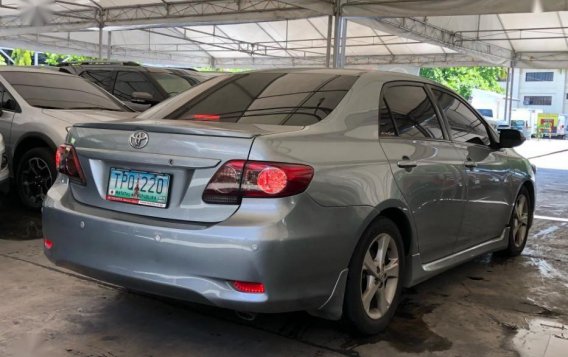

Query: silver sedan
[[43, 69, 534, 334]]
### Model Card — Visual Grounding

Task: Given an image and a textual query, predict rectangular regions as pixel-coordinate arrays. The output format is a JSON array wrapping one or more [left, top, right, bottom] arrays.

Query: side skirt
[[405, 227, 510, 287]]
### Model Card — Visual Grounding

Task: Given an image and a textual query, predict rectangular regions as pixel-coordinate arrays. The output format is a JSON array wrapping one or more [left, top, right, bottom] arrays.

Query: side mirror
[[130, 91, 154, 105], [500, 128, 526, 148]]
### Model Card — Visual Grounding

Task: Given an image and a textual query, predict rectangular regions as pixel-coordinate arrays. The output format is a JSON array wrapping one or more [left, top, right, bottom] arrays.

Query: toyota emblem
[[129, 131, 149, 149]]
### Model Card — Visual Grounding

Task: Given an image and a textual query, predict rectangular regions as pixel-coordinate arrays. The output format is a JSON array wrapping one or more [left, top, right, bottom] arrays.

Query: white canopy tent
[[0, 0, 567, 69]]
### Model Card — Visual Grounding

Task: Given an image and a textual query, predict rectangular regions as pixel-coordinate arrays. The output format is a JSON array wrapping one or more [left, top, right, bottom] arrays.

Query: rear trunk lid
[[67, 120, 302, 223]]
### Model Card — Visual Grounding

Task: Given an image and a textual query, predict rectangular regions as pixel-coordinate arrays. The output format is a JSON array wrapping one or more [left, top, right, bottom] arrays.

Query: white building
[[504, 68, 568, 115]]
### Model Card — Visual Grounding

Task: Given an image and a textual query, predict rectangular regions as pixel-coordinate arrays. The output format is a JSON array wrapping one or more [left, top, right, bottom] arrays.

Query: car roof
[[227, 67, 444, 87], [0, 66, 73, 76]]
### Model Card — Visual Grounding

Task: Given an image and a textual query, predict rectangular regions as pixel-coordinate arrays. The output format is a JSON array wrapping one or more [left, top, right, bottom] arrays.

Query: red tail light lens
[[56, 144, 86, 185], [202, 160, 314, 204], [202, 160, 245, 204], [44, 237, 53, 250], [233, 281, 265, 294]]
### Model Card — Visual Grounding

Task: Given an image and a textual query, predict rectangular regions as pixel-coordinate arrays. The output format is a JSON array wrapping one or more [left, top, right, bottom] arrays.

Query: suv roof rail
[[56, 61, 140, 67]]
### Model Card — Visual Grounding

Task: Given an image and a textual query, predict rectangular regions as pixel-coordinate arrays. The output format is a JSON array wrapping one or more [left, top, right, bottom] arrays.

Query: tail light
[[203, 160, 314, 204], [56, 144, 86, 185], [232, 281, 265, 294]]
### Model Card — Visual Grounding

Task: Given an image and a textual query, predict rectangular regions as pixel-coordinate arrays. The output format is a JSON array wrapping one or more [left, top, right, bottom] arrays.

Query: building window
[[523, 96, 552, 105], [525, 72, 554, 81]]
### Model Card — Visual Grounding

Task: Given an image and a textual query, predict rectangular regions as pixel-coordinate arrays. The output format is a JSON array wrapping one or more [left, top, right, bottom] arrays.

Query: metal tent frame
[[0, 1, 567, 70]]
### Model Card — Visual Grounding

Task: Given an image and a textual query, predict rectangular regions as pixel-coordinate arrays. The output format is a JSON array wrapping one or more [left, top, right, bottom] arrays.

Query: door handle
[[464, 158, 478, 169], [397, 156, 418, 169]]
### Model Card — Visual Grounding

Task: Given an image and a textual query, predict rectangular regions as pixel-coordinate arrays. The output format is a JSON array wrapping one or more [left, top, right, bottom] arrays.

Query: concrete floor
[[1, 140, 567, 357]]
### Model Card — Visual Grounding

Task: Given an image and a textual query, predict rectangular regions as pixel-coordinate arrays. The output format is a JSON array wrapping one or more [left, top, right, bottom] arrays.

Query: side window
[[380, 85, 445, 140], [432, 89, 490, 146], [0, 85, 19, 112], [113, 72, 159, 102], [379, 96, 397, 136], [80, 70, 115, 93]]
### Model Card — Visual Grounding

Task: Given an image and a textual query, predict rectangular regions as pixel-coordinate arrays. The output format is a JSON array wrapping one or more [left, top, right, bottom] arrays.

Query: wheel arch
[[312, 200, 416, 321], [364, 200, 416, 259], [520, 180, 536, 227], [13, 133, 57, 172]]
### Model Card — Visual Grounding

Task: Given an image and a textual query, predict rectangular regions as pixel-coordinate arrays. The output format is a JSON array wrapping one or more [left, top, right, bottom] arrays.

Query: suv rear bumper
[[43, 180, 371, 313]]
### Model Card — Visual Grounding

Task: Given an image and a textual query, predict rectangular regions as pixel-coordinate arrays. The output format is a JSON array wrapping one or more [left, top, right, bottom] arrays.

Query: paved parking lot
[[1, 140, 567, 357]]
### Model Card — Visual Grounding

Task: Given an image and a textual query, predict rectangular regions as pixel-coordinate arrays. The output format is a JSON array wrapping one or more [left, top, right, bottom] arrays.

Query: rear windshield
[[166, 72, 358, 126], [1, 71, 128, 111]]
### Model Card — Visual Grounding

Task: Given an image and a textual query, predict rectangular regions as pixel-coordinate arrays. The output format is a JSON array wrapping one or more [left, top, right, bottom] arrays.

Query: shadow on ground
[[0, 190, 41, 241]]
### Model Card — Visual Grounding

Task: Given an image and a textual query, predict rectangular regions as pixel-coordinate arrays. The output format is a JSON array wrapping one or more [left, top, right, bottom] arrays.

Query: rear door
[[379, 82, 467, 263], [430, 87, 511, 249]]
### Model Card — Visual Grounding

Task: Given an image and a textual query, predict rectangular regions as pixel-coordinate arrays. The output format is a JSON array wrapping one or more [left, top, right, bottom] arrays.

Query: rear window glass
[[167, 72, 358, 126]]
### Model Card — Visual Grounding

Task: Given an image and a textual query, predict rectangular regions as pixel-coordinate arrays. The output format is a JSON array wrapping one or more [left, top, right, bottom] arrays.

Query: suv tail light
[[56, 144, 86, 185], [203, 160, 314, 204]]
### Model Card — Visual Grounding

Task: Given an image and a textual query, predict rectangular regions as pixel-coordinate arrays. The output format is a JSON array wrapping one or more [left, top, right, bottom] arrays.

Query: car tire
[[16, 147, 56, 210], [501, 187, 532, 257], [343, 217, 405, 335]]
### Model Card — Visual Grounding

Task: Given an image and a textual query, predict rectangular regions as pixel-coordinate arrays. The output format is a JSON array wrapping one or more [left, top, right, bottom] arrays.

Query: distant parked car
[[0, 133, 8, 193], [44, 69, 534, 334], [58, 62, 211, 111], [0, 67, 136, 209]]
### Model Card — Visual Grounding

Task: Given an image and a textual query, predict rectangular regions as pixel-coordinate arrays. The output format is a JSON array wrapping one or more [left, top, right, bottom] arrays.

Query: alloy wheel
[[360, 233, 400, 320], [19, 157, 53, 206], [512, 194, 529, 247]]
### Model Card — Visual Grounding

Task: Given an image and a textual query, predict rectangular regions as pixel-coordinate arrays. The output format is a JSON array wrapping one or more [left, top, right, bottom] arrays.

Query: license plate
[[106, 168, 171, 208]]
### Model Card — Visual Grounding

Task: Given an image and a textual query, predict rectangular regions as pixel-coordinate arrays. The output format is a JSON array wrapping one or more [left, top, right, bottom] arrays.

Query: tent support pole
[[507, 65, 516, 125], [325, 15, 332, 67]]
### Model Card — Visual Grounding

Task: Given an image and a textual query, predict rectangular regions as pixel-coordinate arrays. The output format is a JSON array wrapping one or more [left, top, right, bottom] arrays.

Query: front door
[[431, 88, 511, 250], [379, 83, 467, 263]]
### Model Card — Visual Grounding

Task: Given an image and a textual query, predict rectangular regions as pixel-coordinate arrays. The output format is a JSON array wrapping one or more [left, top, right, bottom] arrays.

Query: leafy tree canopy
[[44, 52, 96, 65], [11, 48, 33, 66], [419, 66, 506, 100]]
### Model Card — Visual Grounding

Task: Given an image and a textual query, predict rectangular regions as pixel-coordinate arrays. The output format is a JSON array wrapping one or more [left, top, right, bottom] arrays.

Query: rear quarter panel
[[247, 74, 416, 262]]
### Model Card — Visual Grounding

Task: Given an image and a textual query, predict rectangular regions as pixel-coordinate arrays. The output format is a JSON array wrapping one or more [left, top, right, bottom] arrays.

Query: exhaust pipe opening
[[235, 311, 257, 321]]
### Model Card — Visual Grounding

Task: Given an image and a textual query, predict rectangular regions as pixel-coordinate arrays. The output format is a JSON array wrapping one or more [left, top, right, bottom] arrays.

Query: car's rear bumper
[[43, 179, 371, 313]]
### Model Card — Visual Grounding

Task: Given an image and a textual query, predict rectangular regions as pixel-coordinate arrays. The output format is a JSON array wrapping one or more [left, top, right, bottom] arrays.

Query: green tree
[[0, 55, 6, 66], [419, 66, 506, 100], [11, 49, 33, 66], [44, 52, 96, 65]]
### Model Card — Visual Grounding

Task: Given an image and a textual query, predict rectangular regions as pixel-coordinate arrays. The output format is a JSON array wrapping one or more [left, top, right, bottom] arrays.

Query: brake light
[[56, 144, 86, 185], [233, 281, 265, 294], [191, 114, 220, 121], [203, 160, 314, 204]]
